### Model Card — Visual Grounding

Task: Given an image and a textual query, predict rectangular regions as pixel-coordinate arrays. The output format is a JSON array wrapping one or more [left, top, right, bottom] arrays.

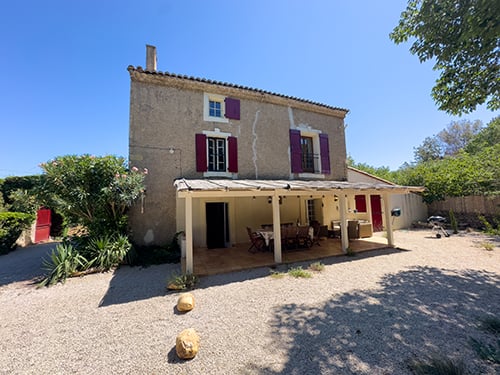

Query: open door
[[206, 202, 229, 249]]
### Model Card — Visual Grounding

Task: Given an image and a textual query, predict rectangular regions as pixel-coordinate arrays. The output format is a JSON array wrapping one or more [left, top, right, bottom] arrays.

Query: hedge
[[0, 212, 34, 255]]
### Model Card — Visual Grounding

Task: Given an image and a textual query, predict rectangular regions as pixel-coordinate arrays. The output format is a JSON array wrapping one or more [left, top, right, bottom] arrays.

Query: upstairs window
[[196, 132, 238, 176], [209, 100, 222, 118], [204, 93, 240, 122], [208, 137, 226, 172], [290, 129, 330, 175]]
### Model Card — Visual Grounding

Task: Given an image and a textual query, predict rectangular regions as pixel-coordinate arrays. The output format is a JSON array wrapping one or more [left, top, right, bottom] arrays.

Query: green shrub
[[309, 261, 325, 272], [0, 212, 34, 255], [39, 243, 87, 287], [478, 215, 500, 236], [407, 353, 468, 375], [449, 209, 458, 234], [85, 233, 131, 271], [269, 270, 286, 279], [39, 155, 146, 236], [132, 232, 182, 265], [287, 266, 312, 278], [167, 273, 198, 290], [469, 316, 500, 364], [478, 316, 500, 335], [469, 338, 500, 364]]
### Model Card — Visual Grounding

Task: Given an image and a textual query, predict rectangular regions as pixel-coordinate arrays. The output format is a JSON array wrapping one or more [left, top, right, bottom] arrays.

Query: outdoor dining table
[[256, 230, 274, 247], [256, 227, 314, 247]]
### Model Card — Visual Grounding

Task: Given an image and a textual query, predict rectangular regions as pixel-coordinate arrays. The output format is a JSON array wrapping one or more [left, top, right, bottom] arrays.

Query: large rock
[[177, 293, 195, 312], [176, 328, 200, 359]]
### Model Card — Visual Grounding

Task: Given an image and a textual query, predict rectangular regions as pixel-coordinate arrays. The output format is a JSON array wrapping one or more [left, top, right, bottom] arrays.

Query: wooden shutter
[[319, 133, 331, 174], [195, 133, 207, 172], [224, 97, 240, 120], [228, 136, 238, 172], [290, 129, 303, 173], [355, 195, 367, 212]]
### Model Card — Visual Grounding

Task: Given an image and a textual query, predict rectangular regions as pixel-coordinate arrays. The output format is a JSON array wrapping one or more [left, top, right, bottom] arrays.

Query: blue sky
[[0, 0, 497, 178]]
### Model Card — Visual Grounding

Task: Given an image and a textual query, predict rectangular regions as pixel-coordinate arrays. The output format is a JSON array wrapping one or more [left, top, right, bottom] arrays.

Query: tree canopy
[[390, 0, 500, 115], [413, 119, 483, 162], [352, 117, 499, 203]]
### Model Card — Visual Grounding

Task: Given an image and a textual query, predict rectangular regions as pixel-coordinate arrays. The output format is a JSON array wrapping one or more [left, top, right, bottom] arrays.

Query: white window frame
[[202, 129, 235, 178], [204, 93, 229, 123], [296, 127, 325, 179]]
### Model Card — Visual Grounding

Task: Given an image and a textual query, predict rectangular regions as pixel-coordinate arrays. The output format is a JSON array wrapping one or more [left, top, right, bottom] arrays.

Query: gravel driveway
[[0, 230, 499, 374]]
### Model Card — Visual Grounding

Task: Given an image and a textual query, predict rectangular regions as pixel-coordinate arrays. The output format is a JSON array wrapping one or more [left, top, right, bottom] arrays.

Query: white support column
[[272, 194, 282, 263], [383, 192, 394, 247], [366, 193, 373, 232], [185, 194, 194, 274], [339, 193, 349, 253]]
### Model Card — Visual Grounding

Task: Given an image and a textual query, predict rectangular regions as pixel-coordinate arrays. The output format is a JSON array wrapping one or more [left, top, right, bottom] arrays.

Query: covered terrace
[[175, 179, 424, 274]]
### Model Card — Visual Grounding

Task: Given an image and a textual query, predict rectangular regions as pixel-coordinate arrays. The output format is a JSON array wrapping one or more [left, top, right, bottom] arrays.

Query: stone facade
[[128, 66, 348, 246]]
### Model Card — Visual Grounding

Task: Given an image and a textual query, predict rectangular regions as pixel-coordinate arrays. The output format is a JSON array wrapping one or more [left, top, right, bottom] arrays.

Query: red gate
[[34, 208, 51, 243]]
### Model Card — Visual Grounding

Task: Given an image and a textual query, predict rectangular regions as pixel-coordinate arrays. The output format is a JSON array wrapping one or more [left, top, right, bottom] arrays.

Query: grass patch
[[480, 241, 495, 251], [269, 270, 286, 279], [309, 261, 325, 272], [407, 353, 468, 375], [469, 338, 500, 364], [478, 316, 500, 334], [287, 266, 312, 278]]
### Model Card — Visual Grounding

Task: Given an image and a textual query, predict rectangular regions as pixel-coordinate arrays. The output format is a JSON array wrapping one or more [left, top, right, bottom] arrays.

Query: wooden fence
[[428, 195, 500, 227]]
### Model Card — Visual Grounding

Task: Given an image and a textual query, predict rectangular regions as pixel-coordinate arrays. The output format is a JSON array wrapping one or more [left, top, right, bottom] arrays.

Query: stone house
[[128, 46, 422, 272]]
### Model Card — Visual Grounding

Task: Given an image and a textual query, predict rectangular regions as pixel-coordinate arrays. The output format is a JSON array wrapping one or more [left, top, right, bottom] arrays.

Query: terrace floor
[[183, 234, 390, 276]]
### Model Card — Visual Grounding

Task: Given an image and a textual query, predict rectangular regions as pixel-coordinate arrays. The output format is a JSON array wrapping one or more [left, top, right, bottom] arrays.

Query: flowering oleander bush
[[39, 155, 147, 236]]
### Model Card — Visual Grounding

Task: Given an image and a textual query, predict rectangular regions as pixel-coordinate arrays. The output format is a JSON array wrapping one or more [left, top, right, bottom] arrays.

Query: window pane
[[209, 100, 222, 118], [207, 137, 226, 171]]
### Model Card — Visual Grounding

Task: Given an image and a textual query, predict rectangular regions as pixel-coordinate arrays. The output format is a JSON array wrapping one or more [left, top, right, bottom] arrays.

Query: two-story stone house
[[128, 46, 421, 273]]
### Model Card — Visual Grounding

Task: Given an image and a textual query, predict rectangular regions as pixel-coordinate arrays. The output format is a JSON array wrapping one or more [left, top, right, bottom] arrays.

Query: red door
[[370, 195, 383, 232], [35, 208, 51, 243]]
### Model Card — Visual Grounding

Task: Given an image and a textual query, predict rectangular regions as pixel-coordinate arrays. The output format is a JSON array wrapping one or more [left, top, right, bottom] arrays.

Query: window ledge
[[203, 171, 236, 178], [298, 173, 325, 179]]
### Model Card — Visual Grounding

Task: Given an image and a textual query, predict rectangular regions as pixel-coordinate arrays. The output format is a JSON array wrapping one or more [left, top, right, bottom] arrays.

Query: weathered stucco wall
[[128, 70, 348, 246]]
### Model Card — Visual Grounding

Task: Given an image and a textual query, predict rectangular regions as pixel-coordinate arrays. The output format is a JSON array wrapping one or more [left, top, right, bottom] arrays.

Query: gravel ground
[[0, 230, 499, 375]]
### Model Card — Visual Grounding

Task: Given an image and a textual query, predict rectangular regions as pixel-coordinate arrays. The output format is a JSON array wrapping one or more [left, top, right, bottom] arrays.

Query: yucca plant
[[87, 234, 131, 271], [39, 243, 87, 287]]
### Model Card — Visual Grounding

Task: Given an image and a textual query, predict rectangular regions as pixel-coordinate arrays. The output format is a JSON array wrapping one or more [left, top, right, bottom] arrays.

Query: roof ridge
[[127, 65, 349, 114]]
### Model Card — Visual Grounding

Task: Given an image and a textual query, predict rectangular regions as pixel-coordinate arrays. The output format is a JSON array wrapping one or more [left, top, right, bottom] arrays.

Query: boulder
[[177, 292, 195, 312], [176, 328, 200, 359]]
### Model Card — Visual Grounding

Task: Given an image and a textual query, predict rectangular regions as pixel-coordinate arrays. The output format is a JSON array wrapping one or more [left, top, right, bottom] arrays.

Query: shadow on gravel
[[0, 243, 57, 287], [254, 266, 500, 375], [99, 262, 181, 307]]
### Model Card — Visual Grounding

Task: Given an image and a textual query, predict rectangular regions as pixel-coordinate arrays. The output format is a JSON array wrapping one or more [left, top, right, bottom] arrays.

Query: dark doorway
[[370, 195, 383, 231], [206, 202, 229, 249]]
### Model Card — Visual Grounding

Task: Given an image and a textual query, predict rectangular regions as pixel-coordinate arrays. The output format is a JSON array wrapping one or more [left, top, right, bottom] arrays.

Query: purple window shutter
[[228, 136, 238, 173], [290, 129, 303, 173], [319, 133, 331, 174], [195, 133, 207, 172], [224, 97, 240, 120]]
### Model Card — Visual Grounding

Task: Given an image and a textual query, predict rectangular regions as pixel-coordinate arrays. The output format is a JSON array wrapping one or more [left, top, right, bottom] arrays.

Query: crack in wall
[[252, 110, 261, 178]]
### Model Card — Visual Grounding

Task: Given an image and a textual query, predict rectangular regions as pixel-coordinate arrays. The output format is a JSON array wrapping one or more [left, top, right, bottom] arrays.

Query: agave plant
[[87, 234, 131, 271], [39, 243, 87, 287]]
